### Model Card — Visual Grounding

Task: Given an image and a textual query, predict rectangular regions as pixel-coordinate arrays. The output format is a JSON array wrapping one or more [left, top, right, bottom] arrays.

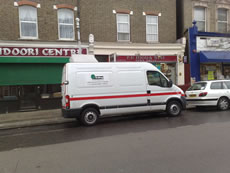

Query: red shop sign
[[0, 47, 87, 57], [116, 55, 177, 62]]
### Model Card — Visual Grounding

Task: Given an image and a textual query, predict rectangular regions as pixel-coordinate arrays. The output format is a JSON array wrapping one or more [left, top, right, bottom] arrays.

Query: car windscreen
[[187, 82, 207, 91]]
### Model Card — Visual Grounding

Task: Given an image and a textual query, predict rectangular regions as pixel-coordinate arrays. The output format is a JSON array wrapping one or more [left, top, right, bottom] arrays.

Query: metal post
[[76, 17, 81, 54]]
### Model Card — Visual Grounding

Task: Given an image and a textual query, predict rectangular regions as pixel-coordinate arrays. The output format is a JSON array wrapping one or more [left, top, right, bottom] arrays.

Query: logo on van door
[[91, 74, 104, 80]]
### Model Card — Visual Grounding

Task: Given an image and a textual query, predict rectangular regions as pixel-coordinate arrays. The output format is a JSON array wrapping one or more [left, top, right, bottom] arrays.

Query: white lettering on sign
[[42, 49, 49, 56], [0, 47, 84, 56], [12, 48, 20, 55], [55, 49, 62, 56]]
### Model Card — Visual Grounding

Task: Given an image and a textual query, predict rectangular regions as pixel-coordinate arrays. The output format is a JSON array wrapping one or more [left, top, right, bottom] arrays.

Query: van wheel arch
[[81, 104, 101, 115], [166, 98, 183, 108]]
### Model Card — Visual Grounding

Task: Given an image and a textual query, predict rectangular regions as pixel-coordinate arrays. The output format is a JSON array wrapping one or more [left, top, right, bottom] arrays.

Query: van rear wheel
[[166, 101, 182, 116], [80, 108, 99, 126]]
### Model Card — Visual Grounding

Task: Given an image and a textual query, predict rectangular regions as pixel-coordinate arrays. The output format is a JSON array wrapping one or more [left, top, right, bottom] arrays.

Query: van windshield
[[188, 82, 207, 91]]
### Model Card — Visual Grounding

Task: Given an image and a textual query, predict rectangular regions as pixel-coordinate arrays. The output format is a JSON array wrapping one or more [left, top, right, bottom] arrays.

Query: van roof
[[67, 62, 159, 70]]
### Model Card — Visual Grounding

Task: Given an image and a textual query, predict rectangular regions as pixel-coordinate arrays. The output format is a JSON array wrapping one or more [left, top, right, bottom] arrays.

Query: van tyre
[[166, 101, 182, 116], [217, 97, 229, 111], [80, 108, 99, 126]]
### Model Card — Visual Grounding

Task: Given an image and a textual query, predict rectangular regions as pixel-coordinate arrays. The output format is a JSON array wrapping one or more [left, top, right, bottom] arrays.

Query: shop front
[[189, 24, 230, 82], [0, 42, 87, 113], [113, 55, 178, 84], [92, 41, 186, 87]]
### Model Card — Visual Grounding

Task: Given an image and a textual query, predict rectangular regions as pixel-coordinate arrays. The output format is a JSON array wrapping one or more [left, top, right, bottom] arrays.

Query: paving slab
[[0, 109, 73, 130]]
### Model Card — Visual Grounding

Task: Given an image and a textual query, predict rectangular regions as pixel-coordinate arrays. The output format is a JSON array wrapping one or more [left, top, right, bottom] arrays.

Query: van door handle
[[147, 90, 151, 94]]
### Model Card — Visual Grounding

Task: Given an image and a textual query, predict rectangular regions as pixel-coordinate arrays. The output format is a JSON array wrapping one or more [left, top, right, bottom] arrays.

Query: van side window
[[147, 71, 168, 87]]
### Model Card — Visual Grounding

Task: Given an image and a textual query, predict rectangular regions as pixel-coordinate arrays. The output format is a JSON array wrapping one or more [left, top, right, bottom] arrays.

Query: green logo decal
[[91, 74, 96, 79], [91, 74, 104, 80]]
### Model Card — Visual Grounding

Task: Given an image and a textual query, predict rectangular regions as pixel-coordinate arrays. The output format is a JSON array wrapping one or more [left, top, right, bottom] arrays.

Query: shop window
[[40, 84, 61, 99], [200, 64, 224, 81], [19, 6, 38, 39], [153, 63, 176, 84], [194, 6, 206, 31], [58, 9, 74, 40], [0, 86, 18, 100], [147, 71, 168, 87], [223, 65, 230, 79], [217, 8, 228, 33], [116, 14, 130, 41], [146, 15, 158, 42]]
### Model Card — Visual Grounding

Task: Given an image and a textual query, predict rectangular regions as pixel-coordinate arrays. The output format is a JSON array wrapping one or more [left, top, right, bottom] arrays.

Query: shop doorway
[[19, 85, 39, 110]]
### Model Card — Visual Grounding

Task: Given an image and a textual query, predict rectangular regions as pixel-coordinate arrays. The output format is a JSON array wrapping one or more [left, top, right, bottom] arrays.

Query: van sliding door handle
[[147, 90, 151, 94]]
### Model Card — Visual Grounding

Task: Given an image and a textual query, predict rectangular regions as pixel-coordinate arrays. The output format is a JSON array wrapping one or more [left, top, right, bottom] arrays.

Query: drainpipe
[[76, 0, 81, 54]]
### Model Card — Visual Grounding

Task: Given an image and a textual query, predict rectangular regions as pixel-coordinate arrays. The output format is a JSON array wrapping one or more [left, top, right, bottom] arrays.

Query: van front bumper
[[62, 108, 82, 118]]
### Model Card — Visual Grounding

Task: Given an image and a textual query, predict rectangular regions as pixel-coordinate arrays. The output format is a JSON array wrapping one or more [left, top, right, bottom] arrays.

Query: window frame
[[18, 5, 38, 39], [194, 6, 206, 32], [217, 8, 228, 33], [116, 13, 130, 42], [57, 8, 75, 40], [146, 15, 158, 43]]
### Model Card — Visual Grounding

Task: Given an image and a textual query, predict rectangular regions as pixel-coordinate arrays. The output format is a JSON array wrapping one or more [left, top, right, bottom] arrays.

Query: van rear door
[[61, 64, 68, 109]]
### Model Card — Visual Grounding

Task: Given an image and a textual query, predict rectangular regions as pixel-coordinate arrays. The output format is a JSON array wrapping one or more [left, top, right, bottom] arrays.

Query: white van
[[62, 62, 186, 126]]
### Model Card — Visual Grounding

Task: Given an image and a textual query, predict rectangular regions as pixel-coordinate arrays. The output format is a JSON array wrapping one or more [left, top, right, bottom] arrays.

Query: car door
[[146, 71, 171, 111], [209, 82, 225, 102], [223, 81, 230, 99]]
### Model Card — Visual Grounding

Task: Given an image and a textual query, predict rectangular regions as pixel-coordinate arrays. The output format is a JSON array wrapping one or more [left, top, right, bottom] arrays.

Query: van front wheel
[[166, 101, 182, 116], [80, 108, 99, 126]]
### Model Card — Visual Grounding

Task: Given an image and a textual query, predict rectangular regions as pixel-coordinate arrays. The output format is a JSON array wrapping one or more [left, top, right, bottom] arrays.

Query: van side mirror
[[63, 81, 69, 85], [168, 80, 173, 88]]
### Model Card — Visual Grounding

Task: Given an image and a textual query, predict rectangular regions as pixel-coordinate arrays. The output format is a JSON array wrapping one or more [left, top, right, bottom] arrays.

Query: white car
[[185, 80, 230, 110]]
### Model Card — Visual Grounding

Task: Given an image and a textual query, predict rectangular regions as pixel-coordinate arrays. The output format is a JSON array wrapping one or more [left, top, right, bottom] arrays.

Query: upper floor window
[[146, 15, 158, 42], [116, 14, 130, 41], [217, 8, 228, 33], [194, 6, 206, 31], [19, 6, 38, 39], [58, 9, 74, 40]]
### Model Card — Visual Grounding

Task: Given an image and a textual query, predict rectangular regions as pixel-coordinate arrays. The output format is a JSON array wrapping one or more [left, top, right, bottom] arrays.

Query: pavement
[[0, 105, 195, 130], [0, 109, 73, 130]]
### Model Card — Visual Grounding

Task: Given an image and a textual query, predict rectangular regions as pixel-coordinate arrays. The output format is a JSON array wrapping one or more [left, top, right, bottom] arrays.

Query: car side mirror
[[168, 80, 173, 88]]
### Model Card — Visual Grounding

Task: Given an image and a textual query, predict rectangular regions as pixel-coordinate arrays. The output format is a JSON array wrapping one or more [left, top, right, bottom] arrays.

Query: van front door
[[146, 71, 172, 111]]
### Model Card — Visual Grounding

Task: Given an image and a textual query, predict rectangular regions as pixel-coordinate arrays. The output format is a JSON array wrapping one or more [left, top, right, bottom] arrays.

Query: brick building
[[177, 0, 230, 84], [0, 0, 186, 113], [177, 0, 230, 37], [0, 0, 87, 113], [79, 0, 186, 86]]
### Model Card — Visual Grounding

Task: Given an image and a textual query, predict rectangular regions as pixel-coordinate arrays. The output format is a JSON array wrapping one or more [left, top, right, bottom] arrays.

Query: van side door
[[146, 71, 172, 111]]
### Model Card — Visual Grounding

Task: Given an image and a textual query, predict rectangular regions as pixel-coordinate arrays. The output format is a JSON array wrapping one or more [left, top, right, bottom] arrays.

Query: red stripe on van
[[69, 92, 182, 101], [70, 94, 148, 101]]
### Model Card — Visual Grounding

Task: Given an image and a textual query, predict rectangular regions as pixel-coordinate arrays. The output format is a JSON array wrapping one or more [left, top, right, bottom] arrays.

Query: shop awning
[[0, 63, 64, 86], [200, 51, 230, 63]]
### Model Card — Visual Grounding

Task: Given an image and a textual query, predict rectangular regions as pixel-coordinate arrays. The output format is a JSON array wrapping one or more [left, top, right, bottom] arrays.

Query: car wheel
[[80, 108, 99, 126], [166, 101, 182, 116], [217, 97, 229, 111]]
